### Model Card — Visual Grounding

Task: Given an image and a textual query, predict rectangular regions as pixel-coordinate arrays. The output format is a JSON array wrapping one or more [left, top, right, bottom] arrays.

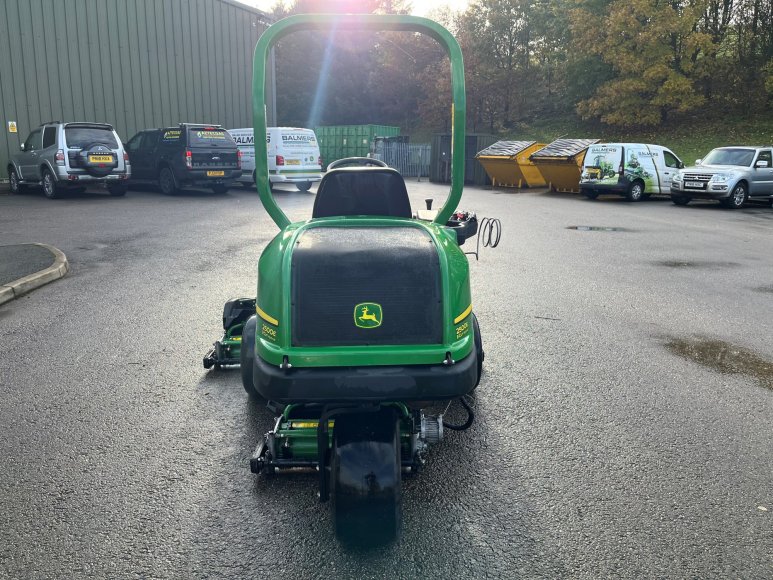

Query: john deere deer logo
[[354, 303, 382, 329]]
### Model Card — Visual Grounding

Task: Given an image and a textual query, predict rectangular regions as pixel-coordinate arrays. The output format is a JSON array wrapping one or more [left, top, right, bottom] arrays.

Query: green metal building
[[0, 0, 275, 180]]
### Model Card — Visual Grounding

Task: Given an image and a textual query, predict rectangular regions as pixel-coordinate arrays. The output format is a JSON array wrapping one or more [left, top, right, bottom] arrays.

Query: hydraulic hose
[[442, 396, 475, 431]]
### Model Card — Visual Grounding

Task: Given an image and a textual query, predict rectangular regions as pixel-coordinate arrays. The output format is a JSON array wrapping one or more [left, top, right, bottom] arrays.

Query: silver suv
[[8, 122, 131, 199], [670, 146, 773, 208]]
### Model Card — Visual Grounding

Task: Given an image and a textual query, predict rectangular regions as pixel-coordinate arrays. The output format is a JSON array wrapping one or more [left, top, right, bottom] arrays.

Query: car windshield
[[187, 128, 235, 148], [65, 126, 118, 149], [702, 148, 755, 167]]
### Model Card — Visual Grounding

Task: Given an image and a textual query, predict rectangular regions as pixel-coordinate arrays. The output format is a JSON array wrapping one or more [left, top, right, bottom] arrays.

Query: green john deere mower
[[206, 14, 498, 545]]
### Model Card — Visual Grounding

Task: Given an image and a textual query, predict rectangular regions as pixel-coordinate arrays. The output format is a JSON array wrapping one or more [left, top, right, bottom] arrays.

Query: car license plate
[[207, 170, 225, 177], [286, 159, 301, 165], [685, 181, 704, 189], [89, 155, 113, 163]]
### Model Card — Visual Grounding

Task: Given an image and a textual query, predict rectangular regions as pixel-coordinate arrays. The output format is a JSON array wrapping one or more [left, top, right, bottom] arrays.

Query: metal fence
[[373, 142, 432, 178]]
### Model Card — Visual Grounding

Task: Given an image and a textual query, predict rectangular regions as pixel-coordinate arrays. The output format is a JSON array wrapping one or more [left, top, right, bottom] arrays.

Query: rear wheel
[[473, 313, 484, 389], [240, 316, 260, 398], [42, 169, 62, 199], [671, 195, 690, 206], [626, 180, 644, 202], [583, 189, 599, 200], [9, 168, 26, 194], [296, 181, 312, 192], [158, 166, 178, 195], [721, 183, 747, 209], [332, 408, 401, 546], [107, 183, 127, 196], [211, 184, 229, 194]]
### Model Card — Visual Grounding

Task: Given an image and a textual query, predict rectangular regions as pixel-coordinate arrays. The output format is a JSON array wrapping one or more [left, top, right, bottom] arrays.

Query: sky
[[240, 0, 470, 17]]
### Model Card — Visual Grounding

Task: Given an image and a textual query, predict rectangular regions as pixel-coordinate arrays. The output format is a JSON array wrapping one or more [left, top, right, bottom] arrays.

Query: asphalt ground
[[0, 244, 55, 286], [0, 182, 771, 578]]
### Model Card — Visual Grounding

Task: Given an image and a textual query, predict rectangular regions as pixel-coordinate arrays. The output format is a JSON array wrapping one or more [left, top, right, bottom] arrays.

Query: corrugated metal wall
[[0, 0, 273, 179]]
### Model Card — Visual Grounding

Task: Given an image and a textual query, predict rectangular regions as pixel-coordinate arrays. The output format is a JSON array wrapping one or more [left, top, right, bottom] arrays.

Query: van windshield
[[65, 126, 118, 149], [187, 128, 235, 148], [702, 148, 755, 167]]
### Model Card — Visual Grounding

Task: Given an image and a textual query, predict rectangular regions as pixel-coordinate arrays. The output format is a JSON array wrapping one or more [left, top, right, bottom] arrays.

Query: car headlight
[[672, 173, 683, 183], [710, 173, 733, 183]]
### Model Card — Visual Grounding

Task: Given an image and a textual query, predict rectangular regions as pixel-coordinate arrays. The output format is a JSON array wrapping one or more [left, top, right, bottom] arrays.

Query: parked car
[[228, 127, 322, 192], [126, 123, 242, 194], [670, 146, 773, 208], [8, 122, 130, 198], [580, 143, 684, 201]]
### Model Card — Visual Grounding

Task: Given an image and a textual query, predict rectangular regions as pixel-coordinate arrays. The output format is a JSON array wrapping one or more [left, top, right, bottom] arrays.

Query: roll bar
[[252, 14, 466, 229]]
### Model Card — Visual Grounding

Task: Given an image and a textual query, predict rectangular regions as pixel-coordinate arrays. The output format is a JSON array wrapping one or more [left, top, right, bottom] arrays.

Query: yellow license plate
[[89, 155, 113, 163], [286, 159, 301, 165], [207, 170, 225, 177]]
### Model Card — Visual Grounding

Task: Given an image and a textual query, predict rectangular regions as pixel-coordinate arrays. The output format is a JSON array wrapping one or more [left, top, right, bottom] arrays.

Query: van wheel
[[296, 181, 312, 192], [720, 183, 747, 209], [583, 190, 599, 200], [107, 183, 127, 196], [9, 168, 26, 194], [626, 181, 644, 202], [158, 166, 178, 195], [42, 169, 62, 199]]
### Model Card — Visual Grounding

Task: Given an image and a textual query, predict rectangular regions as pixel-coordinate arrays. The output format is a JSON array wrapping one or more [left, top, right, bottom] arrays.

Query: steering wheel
[[326, 157, 388, 170]]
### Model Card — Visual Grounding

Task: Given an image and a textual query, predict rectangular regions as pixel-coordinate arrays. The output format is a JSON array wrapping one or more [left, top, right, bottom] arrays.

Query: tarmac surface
[[0, 244, 56, 285], [0, 183, 771, 578]]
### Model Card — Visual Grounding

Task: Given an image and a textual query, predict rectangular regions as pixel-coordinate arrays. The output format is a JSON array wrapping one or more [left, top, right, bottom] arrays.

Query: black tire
[[42, 169, 62, 199], [767, 198, 773, 208], [671, 195, 690, 206], [158, 166, 178, 195], [241, 180, 255, 190], [626, 180, 645, 202], [9, 167, 26, 194], [332, 408, 401, 546], [211, 184, 229, 194], [472, 313, 484, 389], [240, 316, 260, 398], [721, 183, 747, 209], [107, 183, 127, 197], [583, 189, 599, 200], [296, 181, 312, 192]]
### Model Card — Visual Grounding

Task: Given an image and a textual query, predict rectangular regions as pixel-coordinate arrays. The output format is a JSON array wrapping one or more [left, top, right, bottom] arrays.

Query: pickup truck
[[670, 146, 773, 208]]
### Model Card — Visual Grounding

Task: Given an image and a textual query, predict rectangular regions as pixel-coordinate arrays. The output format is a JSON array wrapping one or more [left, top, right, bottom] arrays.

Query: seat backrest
[[312, 167, 412, 219]]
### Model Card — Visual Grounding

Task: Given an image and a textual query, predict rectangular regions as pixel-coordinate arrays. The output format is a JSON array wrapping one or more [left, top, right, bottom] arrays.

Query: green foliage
[[266, 0, 772, 134]]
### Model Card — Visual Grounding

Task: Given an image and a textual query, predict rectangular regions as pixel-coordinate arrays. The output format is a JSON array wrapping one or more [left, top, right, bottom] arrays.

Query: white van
[[579, 143, 684, 201], [228, 127, 323, 191]]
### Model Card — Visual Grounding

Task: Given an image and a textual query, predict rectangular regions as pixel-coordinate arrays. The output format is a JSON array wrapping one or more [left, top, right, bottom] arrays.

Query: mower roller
[[205, 14, 498, 546]]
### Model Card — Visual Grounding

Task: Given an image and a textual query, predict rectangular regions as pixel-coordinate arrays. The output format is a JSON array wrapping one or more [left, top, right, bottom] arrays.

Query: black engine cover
[[291, 226, 442, 347]]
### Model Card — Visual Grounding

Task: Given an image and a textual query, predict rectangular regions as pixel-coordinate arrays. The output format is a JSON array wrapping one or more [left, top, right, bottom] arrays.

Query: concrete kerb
[[0, 243, 69, 306]]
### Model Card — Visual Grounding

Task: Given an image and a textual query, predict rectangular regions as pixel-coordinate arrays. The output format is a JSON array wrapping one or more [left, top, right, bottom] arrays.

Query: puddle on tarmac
[[656, 260, 740, 269], [665, 337, 773, 390], [566, 226, 627, 232]]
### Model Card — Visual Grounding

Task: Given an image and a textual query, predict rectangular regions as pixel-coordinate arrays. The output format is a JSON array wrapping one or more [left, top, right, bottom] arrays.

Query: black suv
[[125, 123, 242, 194]]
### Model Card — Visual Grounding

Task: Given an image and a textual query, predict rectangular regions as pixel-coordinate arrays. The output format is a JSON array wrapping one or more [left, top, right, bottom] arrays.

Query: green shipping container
[[316, 124, 399, 168]]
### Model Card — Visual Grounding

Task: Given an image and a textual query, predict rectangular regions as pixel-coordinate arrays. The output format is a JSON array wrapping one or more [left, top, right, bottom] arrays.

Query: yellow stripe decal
[[454, 304, 472, 325], [256, 305, 279, 326]]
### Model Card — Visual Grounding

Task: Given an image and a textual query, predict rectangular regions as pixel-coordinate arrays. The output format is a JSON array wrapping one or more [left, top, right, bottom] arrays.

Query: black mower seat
[[312, 167, 412, 218]]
